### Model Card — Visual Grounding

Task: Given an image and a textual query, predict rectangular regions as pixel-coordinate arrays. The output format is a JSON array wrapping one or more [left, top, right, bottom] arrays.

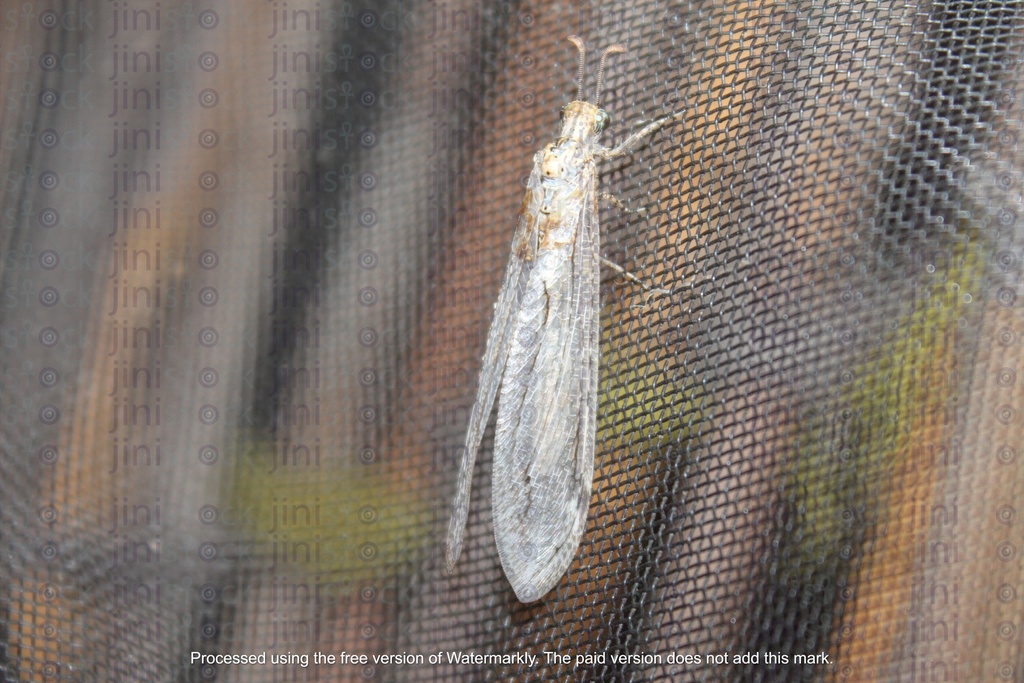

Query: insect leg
[[600, 192, 647, 216], [598, 185, 672, 299], [600, 109, 686, 160], [597, 109, 685, 299], [600, 256, 673, 299]]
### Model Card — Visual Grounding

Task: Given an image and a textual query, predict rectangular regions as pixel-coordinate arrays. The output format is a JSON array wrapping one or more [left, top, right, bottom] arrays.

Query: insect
[[446, 35, 683, 603]]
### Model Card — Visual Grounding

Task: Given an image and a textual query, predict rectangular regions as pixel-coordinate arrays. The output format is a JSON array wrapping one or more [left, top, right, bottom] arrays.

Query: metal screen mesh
[[1, 0, 1022, 681]]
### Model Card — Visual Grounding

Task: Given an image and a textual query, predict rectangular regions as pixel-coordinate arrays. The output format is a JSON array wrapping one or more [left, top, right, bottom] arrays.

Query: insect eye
[[595, 110, 611, 132], [560, 105, 568, 121]]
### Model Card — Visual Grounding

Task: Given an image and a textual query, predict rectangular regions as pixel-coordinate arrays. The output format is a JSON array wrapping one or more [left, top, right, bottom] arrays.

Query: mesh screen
[[1, 0, 1022, 681]]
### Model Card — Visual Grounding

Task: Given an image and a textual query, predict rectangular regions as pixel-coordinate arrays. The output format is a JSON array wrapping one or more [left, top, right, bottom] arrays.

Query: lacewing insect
[[446, 35, 683, 603]]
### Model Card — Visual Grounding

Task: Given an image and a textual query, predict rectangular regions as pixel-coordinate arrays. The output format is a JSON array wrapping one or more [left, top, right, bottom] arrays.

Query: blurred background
[[1, 0, 1022, 681]]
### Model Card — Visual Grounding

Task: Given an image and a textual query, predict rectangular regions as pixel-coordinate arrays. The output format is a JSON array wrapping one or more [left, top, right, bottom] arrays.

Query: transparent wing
[[445, 161, 543, 573], [491, 172, 600, 603]]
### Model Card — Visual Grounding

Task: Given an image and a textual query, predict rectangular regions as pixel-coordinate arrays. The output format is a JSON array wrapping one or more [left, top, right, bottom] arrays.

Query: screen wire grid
[[0, 1, 1021, 682]]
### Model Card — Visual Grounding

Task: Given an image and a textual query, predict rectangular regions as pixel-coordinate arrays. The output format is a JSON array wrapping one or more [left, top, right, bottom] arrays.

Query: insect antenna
[[566, 35, 587, 101], [595, 44, 627, 108]]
